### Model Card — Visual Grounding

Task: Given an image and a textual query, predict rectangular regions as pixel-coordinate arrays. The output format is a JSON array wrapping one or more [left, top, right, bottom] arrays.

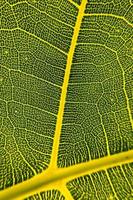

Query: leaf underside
[[0, 0, 133, 199]]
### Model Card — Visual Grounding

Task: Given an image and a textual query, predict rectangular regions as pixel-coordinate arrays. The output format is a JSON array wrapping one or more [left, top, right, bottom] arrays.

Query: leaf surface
[[0, 0, 133, 199]]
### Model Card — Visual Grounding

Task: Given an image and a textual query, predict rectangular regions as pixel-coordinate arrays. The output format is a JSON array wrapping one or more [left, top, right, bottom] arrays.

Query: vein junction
[[0, 150, 133, 200]]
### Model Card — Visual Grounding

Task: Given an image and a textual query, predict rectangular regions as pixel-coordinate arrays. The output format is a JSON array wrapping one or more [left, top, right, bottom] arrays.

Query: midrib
[[49, 0, 88, 169], [0, 1, 88, 199]]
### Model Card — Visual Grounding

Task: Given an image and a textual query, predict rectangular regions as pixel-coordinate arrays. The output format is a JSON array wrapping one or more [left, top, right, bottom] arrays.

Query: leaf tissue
[[0, 0, 133, 199]]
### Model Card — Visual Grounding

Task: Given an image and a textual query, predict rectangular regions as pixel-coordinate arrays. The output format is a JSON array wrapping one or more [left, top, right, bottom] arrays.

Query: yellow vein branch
[[49, 0, 88, 169], [68, 0, 80, 8], [116, 52, 133, 129], [84, 13, 133, 27]]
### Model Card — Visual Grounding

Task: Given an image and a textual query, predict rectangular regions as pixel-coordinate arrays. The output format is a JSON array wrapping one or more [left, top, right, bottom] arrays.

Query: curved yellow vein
[[2, 64, 62, 89], [7, 117, 37, 175], [116, 52, 133, 129], [105, 171, 119, 200], [68, 0, 80, 8], [0, 28, 67, 55], [6, 1, 26, 7], [0, 150, 133, 200], [84, 13, 133, 27], [22, 2, 74, 29], [49, 0, 88, 169], [7, 1, 19, 28], [96, 104, 110, 155]]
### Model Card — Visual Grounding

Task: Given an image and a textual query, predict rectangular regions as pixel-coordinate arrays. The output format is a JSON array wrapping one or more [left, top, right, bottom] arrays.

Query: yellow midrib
[[0, 1, 88, 199], [0, 150, 133, 200], [49, 0, 88, 169]]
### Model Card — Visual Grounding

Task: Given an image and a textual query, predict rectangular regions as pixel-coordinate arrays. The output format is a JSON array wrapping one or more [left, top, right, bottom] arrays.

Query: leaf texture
[[0, 0, 133, 199]]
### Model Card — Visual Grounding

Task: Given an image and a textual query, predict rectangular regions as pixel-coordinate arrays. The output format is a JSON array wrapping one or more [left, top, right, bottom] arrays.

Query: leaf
[[0, 0, 133, 199]]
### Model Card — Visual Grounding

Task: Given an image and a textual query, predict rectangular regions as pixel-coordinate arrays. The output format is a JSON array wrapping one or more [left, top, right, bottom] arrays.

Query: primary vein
[[49, 0, 88, 169], [0, 150, 133, 200]]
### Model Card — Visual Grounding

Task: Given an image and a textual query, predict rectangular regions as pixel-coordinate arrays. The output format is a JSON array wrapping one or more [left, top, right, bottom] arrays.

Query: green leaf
[[0, 0, 133, 199]]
